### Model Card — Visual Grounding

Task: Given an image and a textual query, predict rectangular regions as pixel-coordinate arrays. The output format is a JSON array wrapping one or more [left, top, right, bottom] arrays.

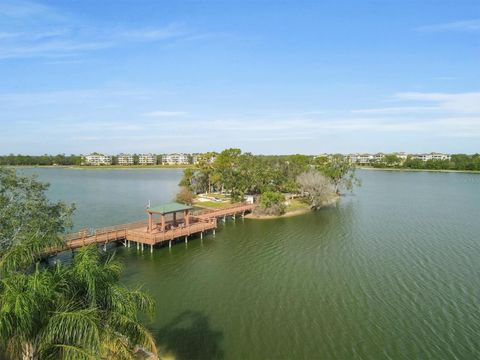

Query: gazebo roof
[[147, 202, 192, 214]]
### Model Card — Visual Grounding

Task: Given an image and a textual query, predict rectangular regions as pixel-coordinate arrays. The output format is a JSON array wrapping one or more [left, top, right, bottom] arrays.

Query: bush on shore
[[176, 187, 194, 205], [255, 191, 286, 216]]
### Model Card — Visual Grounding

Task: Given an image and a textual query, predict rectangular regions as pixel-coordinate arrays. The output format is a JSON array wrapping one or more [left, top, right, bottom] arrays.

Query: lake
[[19, 168, 480, 359]]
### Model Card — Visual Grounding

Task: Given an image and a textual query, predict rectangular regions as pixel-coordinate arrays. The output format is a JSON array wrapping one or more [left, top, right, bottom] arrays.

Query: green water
[[19, 168, 480, 359]]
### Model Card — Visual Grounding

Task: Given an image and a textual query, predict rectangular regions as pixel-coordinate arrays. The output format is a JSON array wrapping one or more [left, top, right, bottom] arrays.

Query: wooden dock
[[59, 203, 255, 253]]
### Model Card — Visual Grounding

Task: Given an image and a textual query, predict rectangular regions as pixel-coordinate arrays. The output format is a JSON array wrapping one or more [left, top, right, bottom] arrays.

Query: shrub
[[257, 191, 286, 216], [176, 187, 194, 205]]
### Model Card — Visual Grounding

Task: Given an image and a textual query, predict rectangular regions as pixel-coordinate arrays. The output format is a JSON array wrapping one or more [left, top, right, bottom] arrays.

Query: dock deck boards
[[59, 203, 255, 252]]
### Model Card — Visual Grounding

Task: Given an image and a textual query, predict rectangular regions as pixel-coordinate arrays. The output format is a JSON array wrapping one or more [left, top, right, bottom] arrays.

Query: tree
[[256, 191, 285, 216], [373, 154, 401, 168], [176, 187, 194, 205], [179, 168, 195, 191], [0, 246, 157, 360], [296, 170, 335, 209], [0, 169, 157, 359], [214, 149, 243, 201], [0, 168, 75, 265], [317, 155, 360, 194]]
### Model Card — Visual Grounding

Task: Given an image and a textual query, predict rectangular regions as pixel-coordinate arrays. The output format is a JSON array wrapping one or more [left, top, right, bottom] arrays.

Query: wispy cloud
[[394, 92, 480, 113], [122, 23, 187, 42], [0, 1, 191, 60], [434, 76, 458, 81], [0, 88, 150, 107], [416, 19, 480, 33], [143, 111, 188, 117], [351, 106, 440, 115], [353, 92, 480, 115], [0, 0, 51, 18]]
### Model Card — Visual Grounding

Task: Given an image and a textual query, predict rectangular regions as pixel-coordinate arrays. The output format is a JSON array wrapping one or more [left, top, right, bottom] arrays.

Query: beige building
[[83, 154, 112, 166], [139, 154, 156, 165], [162, 153, 189, 165], [117, 153, 134, 165]]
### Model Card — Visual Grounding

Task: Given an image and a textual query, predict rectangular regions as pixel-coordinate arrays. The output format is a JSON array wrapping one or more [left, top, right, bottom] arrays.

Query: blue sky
[[0, 0, 479, 155]]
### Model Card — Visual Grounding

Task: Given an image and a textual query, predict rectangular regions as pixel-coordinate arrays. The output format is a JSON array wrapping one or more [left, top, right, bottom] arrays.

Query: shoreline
[[359, 167, 480, 174], [5, 165, 190, 170], [245, 195, 340, 220]]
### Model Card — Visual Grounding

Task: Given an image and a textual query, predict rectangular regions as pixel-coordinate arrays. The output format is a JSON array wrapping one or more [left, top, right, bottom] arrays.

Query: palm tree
[[0, 246, 157, 360], [0, 169, 157, 359]]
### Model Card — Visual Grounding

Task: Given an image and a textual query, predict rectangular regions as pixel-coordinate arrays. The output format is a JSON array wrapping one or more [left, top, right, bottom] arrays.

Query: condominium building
[[162, 153, 190, 165], [348, 154, 374, 164], [139, 153, 156, 165], [117, 153, 134, 166], [411, 153, 451, 162], [83, 154, 112, 166]]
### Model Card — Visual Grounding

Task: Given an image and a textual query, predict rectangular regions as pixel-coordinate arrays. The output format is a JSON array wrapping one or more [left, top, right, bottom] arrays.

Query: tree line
[[370, 154, 480, 171], [0, 154, 83, 166]]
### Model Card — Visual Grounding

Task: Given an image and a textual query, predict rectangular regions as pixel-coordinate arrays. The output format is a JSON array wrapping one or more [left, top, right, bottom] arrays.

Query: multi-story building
[[411, 153, 451, 162], [348, 153, 374, 164], [373, 153, 385, 162], [162, 153, 190, 165], [83, 154, 112, 166], [139, 154, 156, 165], [117, 153, 134, 166]]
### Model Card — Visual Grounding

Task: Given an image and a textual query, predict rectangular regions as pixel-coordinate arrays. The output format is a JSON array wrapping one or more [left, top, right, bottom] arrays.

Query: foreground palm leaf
[[0, 169, 157, 359]]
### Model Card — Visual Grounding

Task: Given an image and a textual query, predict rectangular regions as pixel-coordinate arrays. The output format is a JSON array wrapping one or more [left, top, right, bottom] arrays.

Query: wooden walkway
[[59, 203, 256, 253]]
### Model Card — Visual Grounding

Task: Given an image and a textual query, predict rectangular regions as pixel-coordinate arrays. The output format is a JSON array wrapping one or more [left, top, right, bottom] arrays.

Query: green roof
[[147, 202, 192, 214]]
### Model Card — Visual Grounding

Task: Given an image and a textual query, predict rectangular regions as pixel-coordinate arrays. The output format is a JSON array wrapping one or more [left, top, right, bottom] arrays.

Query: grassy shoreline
[[359, 167, 480, 174]]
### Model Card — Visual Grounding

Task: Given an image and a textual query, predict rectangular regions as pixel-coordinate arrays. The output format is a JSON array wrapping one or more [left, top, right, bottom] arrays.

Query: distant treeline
[[0, 154, 169, 166], [371, 154, 480, 171], [0, 154, 83, 166]]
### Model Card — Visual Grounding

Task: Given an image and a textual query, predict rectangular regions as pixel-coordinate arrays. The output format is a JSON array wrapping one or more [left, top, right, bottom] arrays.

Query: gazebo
[[146, 202, 193, 233]]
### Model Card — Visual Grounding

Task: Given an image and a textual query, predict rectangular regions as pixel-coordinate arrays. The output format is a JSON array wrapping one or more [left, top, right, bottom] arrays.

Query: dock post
[[136, 242, 139, 250], [169, 240, 172, 248], [150, 245, 153, 253], [185, 236, 188, 243], [200, 232, 203, 239], [141, 243, 144, 252], [223, 215, 226, 223], [213, 229, 216, 237], [103, 243, 107, 252], [233, 214, 236, 222]]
